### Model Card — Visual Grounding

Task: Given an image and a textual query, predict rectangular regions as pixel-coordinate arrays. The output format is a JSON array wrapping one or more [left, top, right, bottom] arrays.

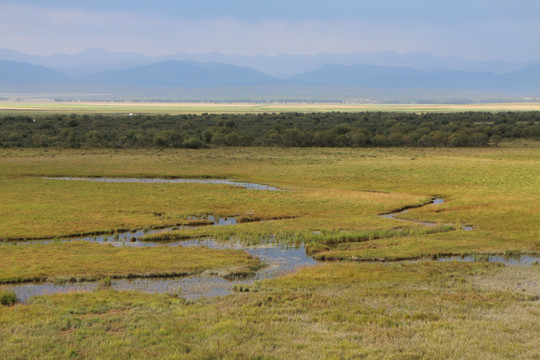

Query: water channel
[[45, 177, 281, 191], [379, 198, 474, 230], [4, 182, 539, 302]]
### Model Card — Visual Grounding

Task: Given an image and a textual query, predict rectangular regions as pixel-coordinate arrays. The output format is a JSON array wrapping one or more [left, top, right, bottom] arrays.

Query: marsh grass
[[99, 276, 112, 288], [0, 242, 261, 284], [472, 252, 491, 262], [310, 224, 455, 245], [0, 146, 538, 260], [1, 262, 539, 359], [0, 134, 539, 358]]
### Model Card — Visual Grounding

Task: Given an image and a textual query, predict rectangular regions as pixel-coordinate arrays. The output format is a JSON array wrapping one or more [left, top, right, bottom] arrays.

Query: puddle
[[380, 198, 473, 231], [44, 177, 282, 191], [208, 216, 237, 226], [6, 241, 317, 302], [181, 239, 317, 280]]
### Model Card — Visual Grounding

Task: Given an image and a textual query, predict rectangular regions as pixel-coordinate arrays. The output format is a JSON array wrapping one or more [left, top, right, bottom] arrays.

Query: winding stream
[[24, 215, 239, 247], [4, 184, 539, 302], [45, 177, 282, 191], [9, 241, 316, 302], [380, 198, 473, 230]]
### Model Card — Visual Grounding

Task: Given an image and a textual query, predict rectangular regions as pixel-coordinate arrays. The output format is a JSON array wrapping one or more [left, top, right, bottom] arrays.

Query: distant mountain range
[[0, 59, 73, 83], [84, 60, 279, 87], [290, 64, 540, 92], [1, 49, 540, 100], [1, 48, 538, 78]]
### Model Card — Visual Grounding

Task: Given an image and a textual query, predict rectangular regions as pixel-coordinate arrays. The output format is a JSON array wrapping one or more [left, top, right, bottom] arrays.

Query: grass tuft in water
[[503, 249, 523, 260], [99, 276, 112, 288], [472, 253, 490, 262]]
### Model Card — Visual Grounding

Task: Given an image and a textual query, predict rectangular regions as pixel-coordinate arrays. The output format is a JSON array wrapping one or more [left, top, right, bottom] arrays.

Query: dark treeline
[[1, 111, 539, 148]]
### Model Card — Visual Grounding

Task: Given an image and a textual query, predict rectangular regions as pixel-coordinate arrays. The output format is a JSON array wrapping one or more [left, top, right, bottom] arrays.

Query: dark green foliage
[[0, 291, 17, 306], [1, 111, 539, 148]]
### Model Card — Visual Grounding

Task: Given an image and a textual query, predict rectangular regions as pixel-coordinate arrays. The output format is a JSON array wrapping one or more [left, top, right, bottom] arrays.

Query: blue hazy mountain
[[289, 64, 538, 92], [502, 65, 540, 92], [1, 48, 537, 78], [290, 64, 424, 87], [0, 59, 73, 83], [2, 55, 540, 97], [84, 60, 281, 87]]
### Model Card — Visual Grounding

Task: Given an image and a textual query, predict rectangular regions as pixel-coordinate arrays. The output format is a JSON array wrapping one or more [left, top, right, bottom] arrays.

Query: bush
[[2, 111, 539, 149], [182, 137, 204, 149], [0, 291, 17, 306]]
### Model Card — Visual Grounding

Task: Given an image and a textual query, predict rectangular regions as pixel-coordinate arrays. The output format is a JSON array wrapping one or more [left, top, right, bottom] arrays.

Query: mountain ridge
[[1, 48, 538, 78], [84, 60, 281, 87], [2, 57, 540, 97]]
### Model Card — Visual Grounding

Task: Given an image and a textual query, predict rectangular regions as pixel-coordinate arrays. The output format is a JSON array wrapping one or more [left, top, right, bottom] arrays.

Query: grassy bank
[[0, 242, 261, 284], [1, 261, 539, 359]]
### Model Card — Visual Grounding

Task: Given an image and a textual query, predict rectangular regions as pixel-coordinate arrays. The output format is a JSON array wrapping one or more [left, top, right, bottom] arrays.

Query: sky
[[1, 0, 539, 60]]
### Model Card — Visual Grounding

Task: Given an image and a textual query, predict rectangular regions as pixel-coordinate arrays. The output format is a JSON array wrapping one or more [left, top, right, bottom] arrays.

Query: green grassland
[[1, 146, 538, 260], [0, 146, 539, 359]]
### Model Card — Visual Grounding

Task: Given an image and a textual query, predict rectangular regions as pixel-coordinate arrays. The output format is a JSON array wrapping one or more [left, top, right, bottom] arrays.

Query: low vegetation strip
[[309, 224, 456, 246], [0, 242, 262, 284], [1, 111, 539, 148]]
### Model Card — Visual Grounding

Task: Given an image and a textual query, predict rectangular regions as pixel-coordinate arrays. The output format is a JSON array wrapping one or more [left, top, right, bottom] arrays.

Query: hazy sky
[[1, 0, 539, 60]]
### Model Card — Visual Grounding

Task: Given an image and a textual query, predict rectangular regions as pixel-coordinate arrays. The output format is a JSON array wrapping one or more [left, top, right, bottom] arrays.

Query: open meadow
[[1, 145, 539, 359]]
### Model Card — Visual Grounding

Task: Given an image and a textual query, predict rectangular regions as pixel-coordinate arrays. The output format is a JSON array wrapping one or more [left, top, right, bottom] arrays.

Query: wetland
[[1, 146, 539, 359]]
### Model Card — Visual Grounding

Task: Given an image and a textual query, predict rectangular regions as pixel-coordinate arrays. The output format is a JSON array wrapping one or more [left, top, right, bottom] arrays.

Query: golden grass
[[0, 147, 538, 260], [1, 140, 539, 359], [0, 242, 261, 284], [1, 262, 539, 359]]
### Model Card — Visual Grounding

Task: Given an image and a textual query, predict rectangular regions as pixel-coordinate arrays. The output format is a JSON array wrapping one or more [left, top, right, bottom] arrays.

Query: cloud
[[1, 1, 539, 60]]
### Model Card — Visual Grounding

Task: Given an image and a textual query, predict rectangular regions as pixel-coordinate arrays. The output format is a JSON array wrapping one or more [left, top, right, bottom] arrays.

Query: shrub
[[0, 291, 17, 306]]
